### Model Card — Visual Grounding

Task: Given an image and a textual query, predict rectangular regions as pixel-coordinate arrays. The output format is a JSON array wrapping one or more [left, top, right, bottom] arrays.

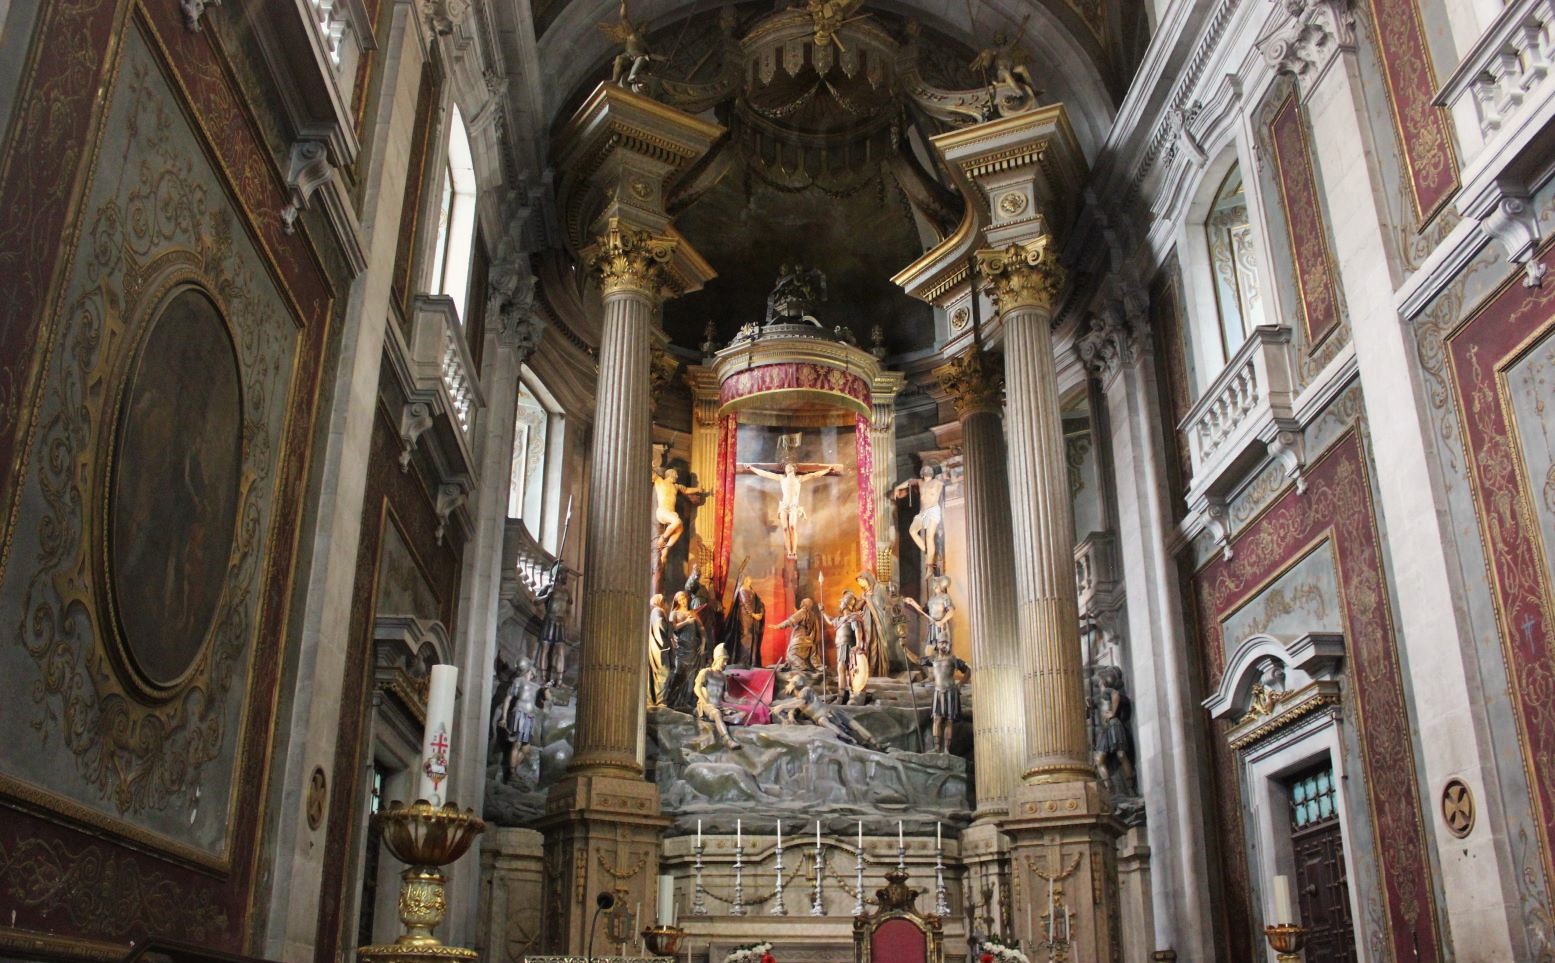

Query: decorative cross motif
[[1441, 778, 1475, 839]]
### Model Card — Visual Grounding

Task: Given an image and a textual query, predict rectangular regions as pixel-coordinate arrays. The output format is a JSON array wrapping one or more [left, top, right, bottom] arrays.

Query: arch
[[1203, 631, 1345, 721]]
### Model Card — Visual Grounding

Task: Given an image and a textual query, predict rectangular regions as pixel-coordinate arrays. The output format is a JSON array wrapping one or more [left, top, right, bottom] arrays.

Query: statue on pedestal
[[1089, 665, 1138, 799], [648, 593, 672, 707], [535, 562, 572, 685], [743, 461, 843, 557], [917, 639, 969, 753], [968, 17, 1042, 118], [727, 575, 765, 667], [600, 0, 657, 91], [652, 468, 704, 566], [894, 464, 947, 572], [694, 644, 743, 750], [772, 598, 823, 672], [764, 262, 829, 326], [494, 657, 547, 784], [778, 679, 886, 752]]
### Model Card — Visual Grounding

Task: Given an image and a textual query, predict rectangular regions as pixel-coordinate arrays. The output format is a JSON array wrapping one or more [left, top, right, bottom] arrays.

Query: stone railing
[[1182, 325, 1299, 509], [410, 295, 483, 437], [503, 518, 559, 600], [1439, 0, 1555, 145]]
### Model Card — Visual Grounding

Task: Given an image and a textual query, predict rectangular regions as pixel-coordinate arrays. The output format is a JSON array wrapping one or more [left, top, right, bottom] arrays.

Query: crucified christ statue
[[652, 467, 703, 564], [739, 461, 844, 557]]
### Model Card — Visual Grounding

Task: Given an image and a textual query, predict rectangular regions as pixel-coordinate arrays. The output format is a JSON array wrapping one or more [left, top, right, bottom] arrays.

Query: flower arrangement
[[978, 936, 1029, 963], [724, 941, 776, 963]]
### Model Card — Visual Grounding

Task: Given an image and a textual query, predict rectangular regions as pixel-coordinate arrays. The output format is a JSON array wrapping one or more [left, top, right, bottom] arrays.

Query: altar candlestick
[[417, 665, 457, 805]]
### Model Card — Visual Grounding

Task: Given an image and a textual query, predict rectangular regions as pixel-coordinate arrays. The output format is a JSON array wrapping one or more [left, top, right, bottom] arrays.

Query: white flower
[[723, 941, 774, 963]]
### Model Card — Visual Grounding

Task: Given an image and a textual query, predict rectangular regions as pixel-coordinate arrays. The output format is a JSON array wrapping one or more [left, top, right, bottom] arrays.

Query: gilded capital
[[975, 234, 1066, 314], [936, 349, 1004, 417], [585, 218, 678, 298]]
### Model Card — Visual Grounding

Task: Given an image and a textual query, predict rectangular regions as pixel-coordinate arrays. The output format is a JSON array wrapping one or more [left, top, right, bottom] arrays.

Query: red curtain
[[855, 413, 875, 575], [712, 414, 738, 592]]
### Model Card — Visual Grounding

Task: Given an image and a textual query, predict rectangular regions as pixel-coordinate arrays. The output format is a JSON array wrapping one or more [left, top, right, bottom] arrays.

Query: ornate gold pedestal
[[357, 801, 486, 963], [641, 925, 685, 955], [1263, 923, 1305, 962]]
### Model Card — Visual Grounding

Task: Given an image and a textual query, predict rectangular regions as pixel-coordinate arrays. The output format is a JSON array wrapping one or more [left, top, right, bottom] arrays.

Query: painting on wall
[[109, 287, 244, 691]]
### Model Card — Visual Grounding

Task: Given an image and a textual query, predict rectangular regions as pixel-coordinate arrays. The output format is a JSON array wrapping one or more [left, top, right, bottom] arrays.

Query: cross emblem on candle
[[431, 731, 450, 755]]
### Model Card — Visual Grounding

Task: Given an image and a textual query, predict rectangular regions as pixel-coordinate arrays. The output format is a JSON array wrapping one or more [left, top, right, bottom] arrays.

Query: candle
[[936, 821, 942, 851], [1047, 875, 1056, 941], [897, 819, 904, 850], [736, 818, 742, 846], [1272, 874, 1297, 923], [816, 820, 822, 850], [657, 874, 674, 926], [416, 664, 458, 805], [777, 819, 783, 849], [634, 902, 641, 938], [857, 819, 863, 850], [697, 818, 703, 847]]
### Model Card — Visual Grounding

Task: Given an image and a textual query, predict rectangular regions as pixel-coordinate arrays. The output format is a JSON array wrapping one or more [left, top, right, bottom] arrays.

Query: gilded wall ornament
[[975, 235, 1066, 313], [1442, 778, 1475, 839], [585, 218, 678, 298], [950, 306, 971, 330], [997, 191, 1029, 217]]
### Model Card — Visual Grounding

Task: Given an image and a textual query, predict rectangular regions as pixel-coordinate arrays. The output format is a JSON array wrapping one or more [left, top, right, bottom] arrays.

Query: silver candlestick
[[853, 837, 865, 916], [934, 842, 950, 916], [730, 838, 746, 916], [691, 838, 708, 916], [770, 821, 788, 916], [810, 834, 825, 917]]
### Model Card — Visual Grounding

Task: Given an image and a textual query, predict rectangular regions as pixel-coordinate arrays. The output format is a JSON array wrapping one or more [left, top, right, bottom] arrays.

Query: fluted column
[[937, 350, 1023, 818], [569, 220, 674, 776], [977, 237, 1092, 782]]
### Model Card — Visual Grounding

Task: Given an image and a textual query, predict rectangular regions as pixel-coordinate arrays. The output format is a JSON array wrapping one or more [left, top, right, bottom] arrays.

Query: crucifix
[[737, 459, 845, 557]]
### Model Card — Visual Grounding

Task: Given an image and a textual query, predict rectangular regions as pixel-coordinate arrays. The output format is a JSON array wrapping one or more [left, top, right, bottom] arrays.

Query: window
[[429, 105, 478, 320], [1203, 165, 1266, 364], [509, 381, 550, 522]]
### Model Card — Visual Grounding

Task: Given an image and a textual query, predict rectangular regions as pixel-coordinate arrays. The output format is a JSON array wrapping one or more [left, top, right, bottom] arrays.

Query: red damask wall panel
[[1268, 95, 1343, 350], [1194, 431, 1443, 962], [1446, 244, 1555, 910], [1365, 0, 1459, 221]]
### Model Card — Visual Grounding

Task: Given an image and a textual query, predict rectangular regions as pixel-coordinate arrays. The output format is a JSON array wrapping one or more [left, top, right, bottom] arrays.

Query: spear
[[818, 570, 829, 699]]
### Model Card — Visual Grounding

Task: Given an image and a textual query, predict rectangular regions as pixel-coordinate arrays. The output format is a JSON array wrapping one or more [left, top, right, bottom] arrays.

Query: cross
[[1523, 611, 1539, 643], [430, 730, 450, 755], [736, 461, 837, 474]]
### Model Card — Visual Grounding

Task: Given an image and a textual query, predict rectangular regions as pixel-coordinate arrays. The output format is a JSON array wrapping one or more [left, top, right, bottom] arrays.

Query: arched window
[[509, 380, 550, 522], [429, 105, 478, 321], [1202, 164, 1266, 364]]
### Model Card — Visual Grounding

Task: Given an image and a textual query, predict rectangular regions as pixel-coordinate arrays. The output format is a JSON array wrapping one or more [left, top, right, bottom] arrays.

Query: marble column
[[979, 236, 1121, 960], [977, 237, 1092, 784], [539, 83, 721, 955], [936, 349, 1022, 820], [568, 220, 673, 776]]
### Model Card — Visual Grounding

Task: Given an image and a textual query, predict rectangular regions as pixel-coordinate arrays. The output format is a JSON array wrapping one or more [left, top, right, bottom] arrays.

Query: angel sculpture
[[968, 19, 1041, 117], [600, 0, 656, 90]]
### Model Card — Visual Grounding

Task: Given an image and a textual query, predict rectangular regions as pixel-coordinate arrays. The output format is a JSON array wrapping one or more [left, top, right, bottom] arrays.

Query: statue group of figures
[[489, 561, 575, 786], [646, 559, 970, 756]]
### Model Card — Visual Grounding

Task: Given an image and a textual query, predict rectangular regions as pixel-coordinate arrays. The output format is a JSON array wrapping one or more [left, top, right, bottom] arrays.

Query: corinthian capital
[[586, 218, 679, 298], [975, 235, 1066, 314], [1259, 0, 1355, 93], [936, 349, 1005, 417]]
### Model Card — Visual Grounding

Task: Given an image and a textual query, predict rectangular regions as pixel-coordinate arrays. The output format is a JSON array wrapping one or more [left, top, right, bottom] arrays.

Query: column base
[[1006, 779, 1124, 962], [537, 773, 670, 955], [960, 820, 1013, 939]]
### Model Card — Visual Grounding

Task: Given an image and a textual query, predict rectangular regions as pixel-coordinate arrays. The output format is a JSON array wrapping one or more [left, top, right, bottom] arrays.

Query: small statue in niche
[[535, 562, 572, 685], [652, 468, 704, 566], [894, 464, 948, 572], [693, 644, 743, 750], [726, 575, 765, 667], [779, 679, 887, 752], [825, 589, 868, 702], [772, 597, 823, 672], [494, 657, 547, 784], [764, 262, 829, 326], [600, 0, 657, 91], [1089, 665, 1138, 799], [916, 636, 970, 753], [647, 593, 672, 707], [968, 17, 1042, 118], [1244, 657, 1289, 720]]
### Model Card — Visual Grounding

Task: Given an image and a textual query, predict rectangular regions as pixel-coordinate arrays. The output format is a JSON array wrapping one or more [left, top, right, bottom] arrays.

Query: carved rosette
[[936, 349, 1005, 417], [585, 218, 678, 299], [975, 235, 1066, 314]]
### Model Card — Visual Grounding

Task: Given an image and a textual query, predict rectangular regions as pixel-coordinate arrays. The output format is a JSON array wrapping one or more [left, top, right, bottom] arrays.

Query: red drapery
[[713, 413, 738, 592], [856, 412, 875, 575]]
